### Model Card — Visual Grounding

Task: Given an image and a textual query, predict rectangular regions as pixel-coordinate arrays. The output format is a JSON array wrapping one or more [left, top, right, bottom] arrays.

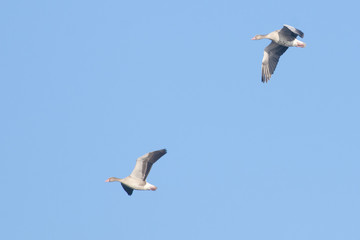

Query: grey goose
[[252, 24, 306, 83], [105, 149, 167, 196]]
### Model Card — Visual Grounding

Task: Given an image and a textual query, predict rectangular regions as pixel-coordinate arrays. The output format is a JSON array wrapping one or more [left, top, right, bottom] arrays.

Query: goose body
[[252, 24, 306, 83], [105, 149, 167, 196]]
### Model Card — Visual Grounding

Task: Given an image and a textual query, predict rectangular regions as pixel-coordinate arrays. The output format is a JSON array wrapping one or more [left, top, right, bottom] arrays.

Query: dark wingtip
[[262, 76, 270, 83], [261, 74, 268, 83], [158, 149, 167, 154]]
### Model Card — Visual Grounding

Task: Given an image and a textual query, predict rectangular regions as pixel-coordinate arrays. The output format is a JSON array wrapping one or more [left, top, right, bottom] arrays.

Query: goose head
[[105, 177, 123, 183], [251, 35, 266, 40]]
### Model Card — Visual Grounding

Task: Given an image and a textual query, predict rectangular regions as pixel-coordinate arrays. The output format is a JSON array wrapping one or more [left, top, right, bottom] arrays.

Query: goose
[[252, 24, 306, 83], [105, 149, 167, 196]]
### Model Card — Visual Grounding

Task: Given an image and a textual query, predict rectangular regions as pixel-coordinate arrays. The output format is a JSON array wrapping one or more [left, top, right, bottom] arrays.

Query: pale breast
[[122, 176, 147, 190]]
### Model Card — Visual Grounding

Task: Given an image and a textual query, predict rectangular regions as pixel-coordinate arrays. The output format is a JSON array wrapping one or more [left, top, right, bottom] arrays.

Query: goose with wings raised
[[105, 149, 167, 196]]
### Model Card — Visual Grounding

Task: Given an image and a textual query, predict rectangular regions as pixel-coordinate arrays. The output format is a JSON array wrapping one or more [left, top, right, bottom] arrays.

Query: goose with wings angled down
[[252, 24, 306, 83]]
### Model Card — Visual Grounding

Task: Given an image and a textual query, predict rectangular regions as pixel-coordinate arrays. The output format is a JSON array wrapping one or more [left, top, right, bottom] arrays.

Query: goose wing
[[280, 25, 304, 40], [121, 183, 134, 196], [261, 41, 288, 83], [130, 149, 167, 181]]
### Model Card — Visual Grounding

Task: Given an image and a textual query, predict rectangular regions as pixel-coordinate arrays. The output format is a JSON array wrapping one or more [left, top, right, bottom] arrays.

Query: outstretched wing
[[280, 24, 304, 40], [121, 183, 134, 196], [130, 149, 167, 181], [261, 41, 288, 83]]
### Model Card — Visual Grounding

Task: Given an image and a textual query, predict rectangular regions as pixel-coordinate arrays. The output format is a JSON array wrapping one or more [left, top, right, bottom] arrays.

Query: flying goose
[[252, 24, 306, 83], [105, 149, 167, 196]]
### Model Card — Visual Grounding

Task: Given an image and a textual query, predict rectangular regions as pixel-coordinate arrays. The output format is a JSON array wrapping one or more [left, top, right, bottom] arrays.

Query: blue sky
[[1, 0, 360, 239]]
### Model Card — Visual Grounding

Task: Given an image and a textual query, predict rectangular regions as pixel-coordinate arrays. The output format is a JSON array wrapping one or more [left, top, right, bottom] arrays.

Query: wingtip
[[262, 74, 270, 83]]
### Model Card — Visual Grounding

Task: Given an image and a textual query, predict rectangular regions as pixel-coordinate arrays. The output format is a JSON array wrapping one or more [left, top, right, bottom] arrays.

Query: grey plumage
[[282, 24, 304, 39], [253, 24, 306, 83], [121, 183, 134, 196], [130, 149, 167, 181], [262, 42, 288, 83], [106, 149, 167, 196]]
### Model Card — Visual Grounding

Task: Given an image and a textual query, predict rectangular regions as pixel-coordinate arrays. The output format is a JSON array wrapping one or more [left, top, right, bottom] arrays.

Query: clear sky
[[1, 0, 360, 239]]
